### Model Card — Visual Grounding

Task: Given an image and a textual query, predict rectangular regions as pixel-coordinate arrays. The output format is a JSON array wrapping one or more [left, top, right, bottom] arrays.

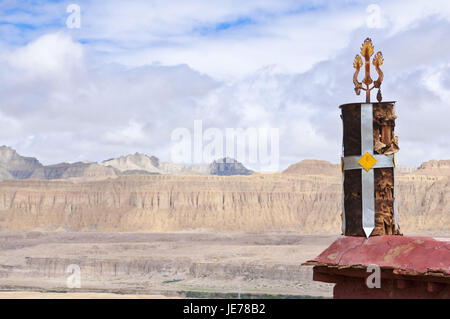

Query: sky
[[0, 0, 449, 171]]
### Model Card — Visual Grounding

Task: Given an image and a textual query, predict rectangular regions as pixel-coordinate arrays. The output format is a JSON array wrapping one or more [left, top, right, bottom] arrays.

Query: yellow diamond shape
[[358, 152, 377, 171]]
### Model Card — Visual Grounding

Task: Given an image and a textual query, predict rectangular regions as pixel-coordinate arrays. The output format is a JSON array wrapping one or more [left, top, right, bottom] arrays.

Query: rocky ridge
[[0, 146, 252, 181], [0, 167, 447, 234], [0, 146, 447, 234]]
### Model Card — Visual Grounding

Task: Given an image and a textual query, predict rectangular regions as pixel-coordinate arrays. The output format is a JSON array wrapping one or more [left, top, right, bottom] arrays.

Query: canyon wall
[[0, 167, 447, 234]]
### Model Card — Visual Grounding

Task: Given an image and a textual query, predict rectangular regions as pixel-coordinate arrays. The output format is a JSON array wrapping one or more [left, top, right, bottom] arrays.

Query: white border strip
[[361, 103, 375, 238]]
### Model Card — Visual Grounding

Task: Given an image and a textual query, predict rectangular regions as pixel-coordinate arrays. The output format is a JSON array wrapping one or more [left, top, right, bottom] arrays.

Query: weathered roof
[[304, 235, 450, 278]]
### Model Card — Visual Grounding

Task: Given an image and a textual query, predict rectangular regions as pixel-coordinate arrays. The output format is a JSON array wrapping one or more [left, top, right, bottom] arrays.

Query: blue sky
[[0, 0, 449, 170]]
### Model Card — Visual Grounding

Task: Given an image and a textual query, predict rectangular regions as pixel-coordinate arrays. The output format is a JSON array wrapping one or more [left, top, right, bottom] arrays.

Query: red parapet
[[306, 236, 450, 276], [303, 236, 450, 298]]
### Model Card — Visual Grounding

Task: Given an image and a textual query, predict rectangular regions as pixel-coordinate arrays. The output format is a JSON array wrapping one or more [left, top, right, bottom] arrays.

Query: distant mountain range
[[0, 154, 448, 234], [1, 145, 448, 182], [0, 146, 448, 234], [282, 158, 449, 176], [0, 146, 252, 181]]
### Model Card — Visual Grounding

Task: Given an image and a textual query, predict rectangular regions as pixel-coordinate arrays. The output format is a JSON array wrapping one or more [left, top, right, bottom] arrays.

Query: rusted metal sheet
[[304, 236, 450, 278]]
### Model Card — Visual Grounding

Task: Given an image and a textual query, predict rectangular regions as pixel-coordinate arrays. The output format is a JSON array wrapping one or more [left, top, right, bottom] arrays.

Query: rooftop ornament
[[340, 38, 400, 238], [353, 38, 384, 103], [303, 38, 449, 299]]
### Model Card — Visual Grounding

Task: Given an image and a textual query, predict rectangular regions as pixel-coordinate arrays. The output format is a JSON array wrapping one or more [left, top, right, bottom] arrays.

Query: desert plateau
[[0, 147, 448, 298]]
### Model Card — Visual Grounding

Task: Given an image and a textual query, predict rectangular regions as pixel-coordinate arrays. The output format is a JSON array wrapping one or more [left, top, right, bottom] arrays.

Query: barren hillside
[[0, 159, 448, 234]]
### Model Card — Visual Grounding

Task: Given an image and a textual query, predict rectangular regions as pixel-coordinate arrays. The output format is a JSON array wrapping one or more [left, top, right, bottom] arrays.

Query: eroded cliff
[[0, 170, 447, 234]]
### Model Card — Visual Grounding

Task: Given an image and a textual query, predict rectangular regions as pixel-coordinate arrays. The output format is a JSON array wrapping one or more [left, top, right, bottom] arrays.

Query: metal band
[[393, 157, 399, 228], [342, 154, 394, 170], [360, 103, 375, 238]]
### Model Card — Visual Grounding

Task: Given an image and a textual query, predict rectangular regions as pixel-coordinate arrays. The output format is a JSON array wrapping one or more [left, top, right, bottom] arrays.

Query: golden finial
[[360, 38, 374, 59], [353, 38, 384, 103]]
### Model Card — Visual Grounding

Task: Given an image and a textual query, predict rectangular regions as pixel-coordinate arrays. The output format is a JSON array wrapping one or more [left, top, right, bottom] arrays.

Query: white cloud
[[8, 32, 84, 75], [102, 120, 148, 145], [0, 0, 449, 170]]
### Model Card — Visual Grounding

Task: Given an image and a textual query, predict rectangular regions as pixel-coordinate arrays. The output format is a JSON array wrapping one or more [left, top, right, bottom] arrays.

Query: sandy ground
[[1, 230, 447, 299], [0, 291, 178, 299], [0, 230, 337, 298]]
